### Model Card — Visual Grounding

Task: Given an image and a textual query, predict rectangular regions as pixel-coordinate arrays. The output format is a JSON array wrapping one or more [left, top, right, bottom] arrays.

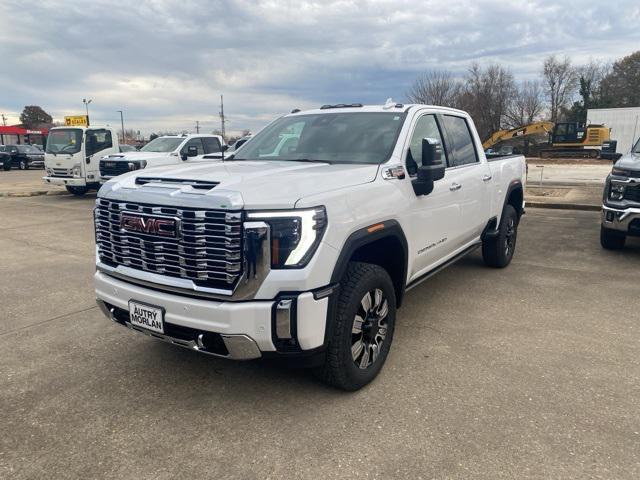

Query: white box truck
[[43, 126, 120, 195]]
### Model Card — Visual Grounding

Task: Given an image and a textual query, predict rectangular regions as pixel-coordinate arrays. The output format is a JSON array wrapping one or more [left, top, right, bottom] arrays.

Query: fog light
[[606, 211, 614, 222]]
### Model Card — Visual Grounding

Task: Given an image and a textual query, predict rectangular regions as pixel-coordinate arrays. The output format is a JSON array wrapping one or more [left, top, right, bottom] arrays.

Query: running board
[[405, 242, 481, 292]]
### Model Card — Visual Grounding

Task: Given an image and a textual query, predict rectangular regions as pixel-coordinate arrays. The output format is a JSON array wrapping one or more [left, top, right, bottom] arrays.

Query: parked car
[[99, 134, 227, 182], [95, 103, 526, 391], [601, 136, 640, 249], [0, 144, 45, 170]]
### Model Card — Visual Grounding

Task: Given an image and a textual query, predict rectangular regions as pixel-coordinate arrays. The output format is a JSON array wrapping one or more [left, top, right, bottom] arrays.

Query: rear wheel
[[315, 262, 396, 391], [19, 159, 28, 170], [3, 161, 10, 171], [483, 205, 519, 268], [65, 185, 89, 196], [600, 226, 625, 250]]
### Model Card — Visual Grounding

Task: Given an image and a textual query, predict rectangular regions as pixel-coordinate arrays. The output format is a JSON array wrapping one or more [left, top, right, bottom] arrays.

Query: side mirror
[[412, 138, 445, 196], [187, 146, 199, 157]]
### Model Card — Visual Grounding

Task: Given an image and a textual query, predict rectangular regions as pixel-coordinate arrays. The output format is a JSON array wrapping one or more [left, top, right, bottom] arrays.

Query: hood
[[100, 160, 379, 209], [614, 152, 640, 172], [103, 151, 171, 161]]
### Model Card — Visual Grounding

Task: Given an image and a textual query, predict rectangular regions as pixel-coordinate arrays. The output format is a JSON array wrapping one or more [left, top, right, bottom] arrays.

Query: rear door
[[440, 115, 492, 243]]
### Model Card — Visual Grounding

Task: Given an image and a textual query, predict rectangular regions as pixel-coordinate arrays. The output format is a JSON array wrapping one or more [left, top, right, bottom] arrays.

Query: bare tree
[[542, 55, 578, 123], [459, 63, 516, 141], [406, 70, 463, 108], [505, 80, 544, 127]]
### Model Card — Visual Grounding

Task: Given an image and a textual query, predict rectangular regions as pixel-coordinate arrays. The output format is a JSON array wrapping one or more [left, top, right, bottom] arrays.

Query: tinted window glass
[[442, 116, 478, 167], [181, 138, 204, 155], [86, 129, 113, 156], [235, 112, 406, 164], [406, 114, 446, 176], [202, 137, 221, 153]]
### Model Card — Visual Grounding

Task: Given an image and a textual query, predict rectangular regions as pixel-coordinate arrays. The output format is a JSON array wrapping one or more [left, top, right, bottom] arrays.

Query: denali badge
[[120, 213, 180, 238]]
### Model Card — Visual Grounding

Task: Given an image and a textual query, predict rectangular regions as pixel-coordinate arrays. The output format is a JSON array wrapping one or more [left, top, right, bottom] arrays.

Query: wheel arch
[[505, 180, 524, 218], [330, 220, 409, 309]]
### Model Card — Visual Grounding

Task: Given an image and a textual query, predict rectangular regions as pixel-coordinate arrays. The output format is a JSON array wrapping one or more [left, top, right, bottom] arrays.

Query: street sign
[[64, 115, 89, 127]]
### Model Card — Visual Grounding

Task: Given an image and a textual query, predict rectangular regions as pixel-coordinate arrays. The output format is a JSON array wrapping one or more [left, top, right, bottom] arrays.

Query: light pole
[[117, 110, 125, 144], [82, 98, 92, 125]]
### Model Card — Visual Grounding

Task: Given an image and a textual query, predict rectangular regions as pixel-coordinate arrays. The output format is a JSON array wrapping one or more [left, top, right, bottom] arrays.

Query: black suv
[[0, 144, 45, 170]]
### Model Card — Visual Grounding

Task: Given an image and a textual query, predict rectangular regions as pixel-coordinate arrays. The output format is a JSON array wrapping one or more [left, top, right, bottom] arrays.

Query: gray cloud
[[1, 0, 639, 134]]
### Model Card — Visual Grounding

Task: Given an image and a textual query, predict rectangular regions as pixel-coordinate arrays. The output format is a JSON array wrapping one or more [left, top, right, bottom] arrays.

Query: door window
[[181, 138, 205, 155], [86, 129, 113, 156], [442, 116, 478, 167], [406, 114, 447, 176], [202, 137, 222, 153]]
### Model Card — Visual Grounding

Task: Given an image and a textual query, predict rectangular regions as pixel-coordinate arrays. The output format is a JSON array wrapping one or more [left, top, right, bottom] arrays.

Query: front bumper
[[43, 176, 86, 187], [602, 205, 640, 235], [95, 270, 330, 358]]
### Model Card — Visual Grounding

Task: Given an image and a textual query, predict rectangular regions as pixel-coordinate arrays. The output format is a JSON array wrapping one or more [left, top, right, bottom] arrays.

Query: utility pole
[[219, 95, 226, 140], [1, 113, 6, 126], [117, 110, 125, 144], [195, 120, 200, 134]]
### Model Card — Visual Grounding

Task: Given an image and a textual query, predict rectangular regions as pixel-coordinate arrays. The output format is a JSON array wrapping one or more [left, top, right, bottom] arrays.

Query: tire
[[482, 204, 519, 268], [314, 262, 396, 391], [19, 159, 27, 170], [600, 226, 625, 250], [2, 162, 10, 171], [65, 185, 89, 196]]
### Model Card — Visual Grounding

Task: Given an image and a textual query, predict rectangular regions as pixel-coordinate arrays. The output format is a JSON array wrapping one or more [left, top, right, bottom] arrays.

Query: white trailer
[[588, 107, 640, 155]]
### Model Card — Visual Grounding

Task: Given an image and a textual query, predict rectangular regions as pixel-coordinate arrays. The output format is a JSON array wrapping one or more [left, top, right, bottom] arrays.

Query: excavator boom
[[483, 121, 555, 150]]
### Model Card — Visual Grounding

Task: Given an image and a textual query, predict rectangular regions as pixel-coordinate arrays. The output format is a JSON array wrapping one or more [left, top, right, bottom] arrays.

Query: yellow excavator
[[483, 121, 612, 158]]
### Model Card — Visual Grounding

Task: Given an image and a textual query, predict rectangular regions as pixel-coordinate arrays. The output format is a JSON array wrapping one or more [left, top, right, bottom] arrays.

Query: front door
[[400, 113, 465, 280]]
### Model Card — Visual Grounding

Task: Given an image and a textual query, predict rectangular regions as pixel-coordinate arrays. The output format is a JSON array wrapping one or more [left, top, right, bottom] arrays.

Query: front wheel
[[483, 204, 519, 268], [19, 159, 28, 170], [2, 162, 10, 171], [315, 262, 396, 391], [65, 185, 89, 196], [600, 226, 625, 250]]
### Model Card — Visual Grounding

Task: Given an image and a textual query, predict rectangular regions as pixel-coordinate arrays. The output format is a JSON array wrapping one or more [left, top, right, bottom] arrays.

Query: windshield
[[46, 129, 83, 154], [18, 145, 40, 153], [140, 137, 184, 153], [234, 112, 406, 164]]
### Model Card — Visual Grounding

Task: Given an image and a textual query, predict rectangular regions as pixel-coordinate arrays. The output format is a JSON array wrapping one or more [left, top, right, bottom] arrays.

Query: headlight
[[609, 182, 625, 201], [611, 167, 630, 177], [247, 207, 327, 268], [127, 160, 146, 171], [72, 165, 81, 177]]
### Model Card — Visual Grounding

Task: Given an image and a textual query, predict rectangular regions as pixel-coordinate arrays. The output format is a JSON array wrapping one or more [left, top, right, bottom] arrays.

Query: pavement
[[0, 169, 66, 197], [1, 195, 639, 479], [524, 161, 611, 186]]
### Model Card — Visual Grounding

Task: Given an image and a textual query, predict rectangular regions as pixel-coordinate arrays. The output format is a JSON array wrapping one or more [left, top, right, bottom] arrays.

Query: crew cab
[[98, 134, 226, 181], [601, 137, 640, 249], [43, 126, 120, 195], [94, 103, 526, 390]]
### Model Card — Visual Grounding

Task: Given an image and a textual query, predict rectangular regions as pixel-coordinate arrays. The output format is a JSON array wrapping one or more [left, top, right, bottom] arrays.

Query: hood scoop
[[135, 177, 219, 190]]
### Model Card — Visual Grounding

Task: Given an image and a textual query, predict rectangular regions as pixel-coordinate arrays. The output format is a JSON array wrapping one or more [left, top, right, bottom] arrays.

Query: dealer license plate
[[128, 301, 164, 334]]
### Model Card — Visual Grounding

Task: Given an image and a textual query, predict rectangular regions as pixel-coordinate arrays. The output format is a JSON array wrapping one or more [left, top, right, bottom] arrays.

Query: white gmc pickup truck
[[95, 103, 526, 390]]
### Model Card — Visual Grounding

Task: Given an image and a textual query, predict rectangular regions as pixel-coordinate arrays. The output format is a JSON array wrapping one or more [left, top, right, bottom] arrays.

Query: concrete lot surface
[[1, 196, 639, 479], [525, 162, 611, 186]]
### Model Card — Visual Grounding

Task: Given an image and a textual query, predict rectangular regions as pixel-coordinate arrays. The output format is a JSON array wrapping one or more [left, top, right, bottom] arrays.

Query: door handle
[[482, 174, 492, 182], [449, 182, 462, 191]]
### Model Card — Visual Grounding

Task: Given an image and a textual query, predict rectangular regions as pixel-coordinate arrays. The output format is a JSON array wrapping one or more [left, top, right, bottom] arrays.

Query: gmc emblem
[[120, 213, 180, 238]]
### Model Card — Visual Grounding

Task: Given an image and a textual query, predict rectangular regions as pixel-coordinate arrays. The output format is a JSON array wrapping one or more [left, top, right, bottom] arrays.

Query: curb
[[0, 190, 68, 198], [526, 202, 601, 212]]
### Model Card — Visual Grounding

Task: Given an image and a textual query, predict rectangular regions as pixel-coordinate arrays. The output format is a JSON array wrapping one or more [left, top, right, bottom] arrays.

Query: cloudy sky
[[1, 0, 639, 136]]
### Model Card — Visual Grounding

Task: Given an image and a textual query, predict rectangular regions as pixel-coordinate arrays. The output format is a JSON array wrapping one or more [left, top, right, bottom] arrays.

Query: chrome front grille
[[95, 198, 243, 290]]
